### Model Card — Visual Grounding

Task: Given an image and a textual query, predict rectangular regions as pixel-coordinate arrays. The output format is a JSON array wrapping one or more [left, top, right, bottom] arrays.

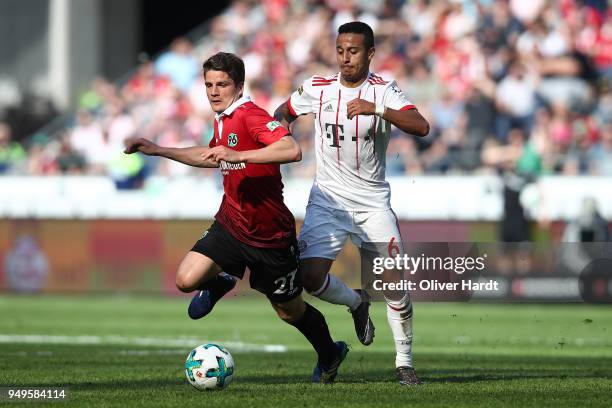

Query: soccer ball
[[185, 344, 235, 390]]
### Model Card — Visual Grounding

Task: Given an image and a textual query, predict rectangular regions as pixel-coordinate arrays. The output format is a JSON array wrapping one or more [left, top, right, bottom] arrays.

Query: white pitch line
[[0, 334, 287, 353]]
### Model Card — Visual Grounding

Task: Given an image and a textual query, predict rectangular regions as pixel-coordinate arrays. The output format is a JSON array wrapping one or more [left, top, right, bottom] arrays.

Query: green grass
[[0, 295, 611, 407]]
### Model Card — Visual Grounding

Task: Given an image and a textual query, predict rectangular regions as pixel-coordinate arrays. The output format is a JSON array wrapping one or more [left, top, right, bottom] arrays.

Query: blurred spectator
[[494, 61, 537, 141], [56, 133, 86, 174], [462, 83, 496, 169], [587, 123, 612, 175], [0, 122, 25, 174], [80, 77, 117, 112], [10, 0, 612, 181], [27, 134, 58, 175], [122, 61, 172, 105], [69, 110, 108, 174], [107, 142, 145, 190], [482, 128, 542, 243], [104, 100, 136, 151], [155, 37, 199, 92]]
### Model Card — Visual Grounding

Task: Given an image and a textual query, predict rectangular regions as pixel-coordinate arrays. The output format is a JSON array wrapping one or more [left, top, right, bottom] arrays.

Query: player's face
[[204, 70, 243, 113], [336, 33, 374, 84]]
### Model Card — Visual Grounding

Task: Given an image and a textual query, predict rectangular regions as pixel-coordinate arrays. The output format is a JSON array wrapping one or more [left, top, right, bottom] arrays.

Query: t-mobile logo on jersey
[[325, 123, 357, 147]]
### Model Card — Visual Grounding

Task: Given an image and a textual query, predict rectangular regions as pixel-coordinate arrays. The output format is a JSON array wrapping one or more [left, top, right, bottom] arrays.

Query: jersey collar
[[337, 72, 371, 89], [215, 95, 251, 120]]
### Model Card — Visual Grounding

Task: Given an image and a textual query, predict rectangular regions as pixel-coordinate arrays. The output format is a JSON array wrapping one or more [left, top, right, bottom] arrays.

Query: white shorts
[[298, 203, 404, 260]]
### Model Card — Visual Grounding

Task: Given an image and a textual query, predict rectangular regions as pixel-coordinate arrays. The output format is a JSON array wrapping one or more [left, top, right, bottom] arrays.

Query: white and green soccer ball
[[185, 344, 235, 390]]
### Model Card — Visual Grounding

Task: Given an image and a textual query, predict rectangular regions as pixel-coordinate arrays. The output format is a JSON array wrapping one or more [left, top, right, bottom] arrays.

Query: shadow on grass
[[19, 351, 612, 391]]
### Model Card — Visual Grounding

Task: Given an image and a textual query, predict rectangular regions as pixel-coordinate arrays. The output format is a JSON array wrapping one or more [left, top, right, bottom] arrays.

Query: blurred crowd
[[2, 0, 612, 187]]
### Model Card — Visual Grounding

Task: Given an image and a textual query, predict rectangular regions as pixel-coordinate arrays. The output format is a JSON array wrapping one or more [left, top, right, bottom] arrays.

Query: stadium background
[[1, 2, 611, 406], [1, 0, 611, 298]]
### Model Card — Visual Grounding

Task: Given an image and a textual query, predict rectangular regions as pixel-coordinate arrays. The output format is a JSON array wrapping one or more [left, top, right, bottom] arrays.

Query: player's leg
[[301, 257, 360, 310], [353, 209, 421, 385], [181, 222, 243, 319], [245, 237, 348, 383], [384, 283, 420, 385], [270, 296, 348, 384], [175, 251, 221, 293], [299, 204, 372, 344]]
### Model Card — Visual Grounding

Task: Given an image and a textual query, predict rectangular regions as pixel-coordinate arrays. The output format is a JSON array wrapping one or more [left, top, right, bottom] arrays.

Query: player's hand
[[124, 137, 159, 156], [347, 98, 376, 119], [202, 146, 244, 163]]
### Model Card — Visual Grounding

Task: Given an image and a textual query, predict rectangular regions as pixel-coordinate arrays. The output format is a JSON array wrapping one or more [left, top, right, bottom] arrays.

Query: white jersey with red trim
[[288, 72, 416, 211]]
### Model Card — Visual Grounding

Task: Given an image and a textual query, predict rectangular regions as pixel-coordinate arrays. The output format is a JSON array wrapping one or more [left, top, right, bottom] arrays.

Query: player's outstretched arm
[[273, 101, 299, 128], [346, 99, 430, 137], [201, 136, 302, 165], [124, 137, 219, 168]]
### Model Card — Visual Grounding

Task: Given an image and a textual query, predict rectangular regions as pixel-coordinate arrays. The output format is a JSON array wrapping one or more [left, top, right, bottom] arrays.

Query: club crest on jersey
[[324, 104, 334, 112], [228, 133, 238, 147], [297, 85, 304, 95], [266, 120, 282, 131]]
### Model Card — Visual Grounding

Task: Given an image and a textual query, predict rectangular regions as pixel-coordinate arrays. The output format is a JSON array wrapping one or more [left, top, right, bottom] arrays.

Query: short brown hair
[[202, 52, 245, 86]]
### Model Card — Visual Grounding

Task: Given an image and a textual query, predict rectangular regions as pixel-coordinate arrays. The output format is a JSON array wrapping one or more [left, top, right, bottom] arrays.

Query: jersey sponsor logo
[[324, 123, 358, 147], [220, 161, 247, 172], [266, 120, 282, 131], [227, 133, 238, 147], [323, 104, 334, 112]]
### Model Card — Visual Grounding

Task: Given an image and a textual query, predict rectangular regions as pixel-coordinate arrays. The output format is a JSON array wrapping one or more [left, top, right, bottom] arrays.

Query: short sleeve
[[383, 80, 416, 112], [288, 77, 318, 116], [244, 108, 291, 146]]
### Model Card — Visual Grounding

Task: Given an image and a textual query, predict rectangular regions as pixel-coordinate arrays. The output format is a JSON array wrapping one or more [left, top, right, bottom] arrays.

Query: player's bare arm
[[124, 137, 219, 168], [273, 102, 299, 128], [346, 98, 430, 136], [201, 136, 301, 164]]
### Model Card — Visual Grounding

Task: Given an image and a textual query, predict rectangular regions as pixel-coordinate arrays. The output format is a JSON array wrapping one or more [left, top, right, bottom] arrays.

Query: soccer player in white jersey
[[274, 21, 429, 385]]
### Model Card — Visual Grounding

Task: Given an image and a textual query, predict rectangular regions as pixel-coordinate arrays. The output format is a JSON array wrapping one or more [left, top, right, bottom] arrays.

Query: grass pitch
[[0, 295, 611, 407]]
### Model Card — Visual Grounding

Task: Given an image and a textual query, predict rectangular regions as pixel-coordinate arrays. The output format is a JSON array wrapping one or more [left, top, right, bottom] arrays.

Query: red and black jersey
[[209, 96, 295, 248]]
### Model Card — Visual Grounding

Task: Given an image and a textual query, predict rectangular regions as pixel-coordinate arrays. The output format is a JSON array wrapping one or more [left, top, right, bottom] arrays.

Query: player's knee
[[300, 259, 332, 293], [301, 271, 325, 293], [175, 273, 197, 293]]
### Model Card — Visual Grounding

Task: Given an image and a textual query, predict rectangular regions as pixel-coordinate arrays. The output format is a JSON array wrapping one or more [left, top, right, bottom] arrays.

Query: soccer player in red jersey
[[274, 22, 429, 385], [125, 52, 347, 383]]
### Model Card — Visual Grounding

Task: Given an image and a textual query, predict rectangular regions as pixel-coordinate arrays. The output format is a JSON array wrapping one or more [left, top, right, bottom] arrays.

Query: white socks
[[311, 274, 361, 311], [386, 291, 414, 368]]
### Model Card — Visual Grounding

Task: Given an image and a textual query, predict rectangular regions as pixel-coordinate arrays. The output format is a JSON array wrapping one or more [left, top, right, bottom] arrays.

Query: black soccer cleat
[[350, 289, 375, 346], [311, 341, 349, 384], [396, 366, 421, 386]]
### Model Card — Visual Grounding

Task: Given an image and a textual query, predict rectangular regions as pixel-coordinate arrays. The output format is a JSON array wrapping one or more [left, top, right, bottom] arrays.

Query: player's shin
[[312, 274, 361, 311], [385, 291, 414, 368], [286, 302, 337, 366]]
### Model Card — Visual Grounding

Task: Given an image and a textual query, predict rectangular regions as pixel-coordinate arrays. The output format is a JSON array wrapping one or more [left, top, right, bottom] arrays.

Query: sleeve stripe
[[399, 104, 416, 111], [287, 97, 297, 117]]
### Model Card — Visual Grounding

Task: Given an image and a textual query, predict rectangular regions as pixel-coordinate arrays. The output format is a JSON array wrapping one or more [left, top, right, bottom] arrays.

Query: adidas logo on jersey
[[324, 104, 334, 112]]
